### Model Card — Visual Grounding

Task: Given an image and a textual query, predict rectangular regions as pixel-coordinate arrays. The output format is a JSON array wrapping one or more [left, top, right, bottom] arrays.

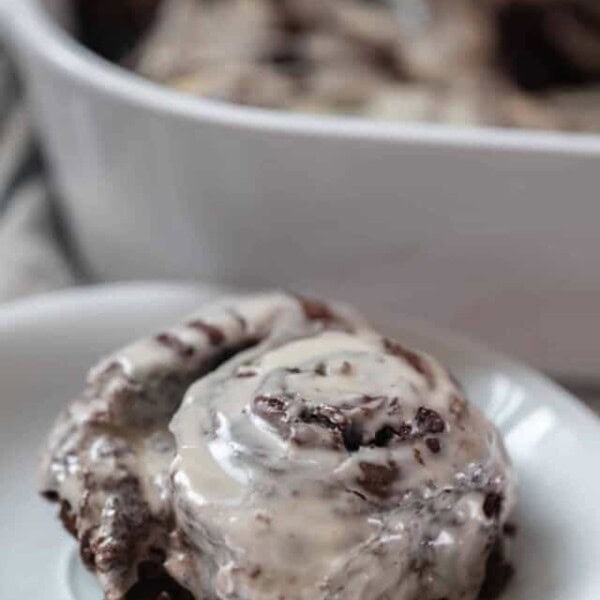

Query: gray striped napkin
[[0, 48, 83, 301]]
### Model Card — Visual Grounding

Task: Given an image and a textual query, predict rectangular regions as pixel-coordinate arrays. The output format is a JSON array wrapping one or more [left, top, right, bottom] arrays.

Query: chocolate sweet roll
[[39, 292, 515, 600]]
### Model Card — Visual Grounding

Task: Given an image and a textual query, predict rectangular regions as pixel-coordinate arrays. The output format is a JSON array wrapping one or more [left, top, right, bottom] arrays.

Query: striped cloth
[[0, 48, 83, 301]]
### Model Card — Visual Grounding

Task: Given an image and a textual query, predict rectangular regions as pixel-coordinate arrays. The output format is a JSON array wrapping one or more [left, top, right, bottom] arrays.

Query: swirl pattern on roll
[[39, 292, 514, 600]]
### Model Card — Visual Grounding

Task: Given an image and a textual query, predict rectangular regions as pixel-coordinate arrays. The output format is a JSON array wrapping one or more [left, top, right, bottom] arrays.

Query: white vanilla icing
[[41, 292, 514, 600], [170, 322, 514, 600]]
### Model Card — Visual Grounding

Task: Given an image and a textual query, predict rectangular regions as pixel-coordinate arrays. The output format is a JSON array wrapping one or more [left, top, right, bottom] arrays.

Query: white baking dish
[[2, 0, 600, 376]]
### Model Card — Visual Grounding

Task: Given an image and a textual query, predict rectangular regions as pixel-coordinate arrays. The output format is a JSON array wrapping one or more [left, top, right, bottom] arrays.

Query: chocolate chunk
[[383, 339, 435, 388], [155, 333, 194, 358], [478, 540, 515, 599], [80, 527, 96, 569], [342, 419, 362, 453], [370, 421, 413, 446], [186, 319, 225, 346], [59, 501, 78, 537], [253, 395, 289, 435], [252, 394, 292, 439], [41, 490, 59, 502], [125, 565, 195, 600], [255, 395, 286, 412], [374, 425, 395, 447], [137, 559, 163, 580], [483, 492, 503, 519], [503, 522, 518, 538], [425, 437, 441, 454], [357, 461, 400, 498], [298, 405, 347, 431], [415, 407, 445, 434]]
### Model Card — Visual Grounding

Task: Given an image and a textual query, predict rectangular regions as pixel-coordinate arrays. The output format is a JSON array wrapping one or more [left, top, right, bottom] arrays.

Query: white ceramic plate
[[1, 283, 599, 599]]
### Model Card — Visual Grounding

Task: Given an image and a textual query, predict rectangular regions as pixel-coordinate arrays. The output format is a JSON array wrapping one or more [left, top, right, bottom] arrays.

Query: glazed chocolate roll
[[39, 292, 514, 600]]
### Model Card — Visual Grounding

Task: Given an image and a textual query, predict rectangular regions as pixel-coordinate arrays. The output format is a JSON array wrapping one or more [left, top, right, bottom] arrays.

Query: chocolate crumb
[[298, 405, 346, 431], [340, 361, 353, 375], [297, 296, 334, 321], [254, 395, 287, 418], [503, 522, 518, 537], [349, 489, 368, 502], [395, 423, 413, 440], [253, 395, 290, 437], [450, 394, 468, 420], [413, 448, 425, 466], [235, 369, 257, 378], [186, 319, 225, 346], [255, 512, 272, 525], [483, 492, 503, 519], [155, 333, 194, 357], [314, 362, 327, 376], [415, 407, 445, 434], [286, 367, 301, 374], [425, 437, 441, 454], [249, 566, 262, 579], [383, 338, 435, 388]]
